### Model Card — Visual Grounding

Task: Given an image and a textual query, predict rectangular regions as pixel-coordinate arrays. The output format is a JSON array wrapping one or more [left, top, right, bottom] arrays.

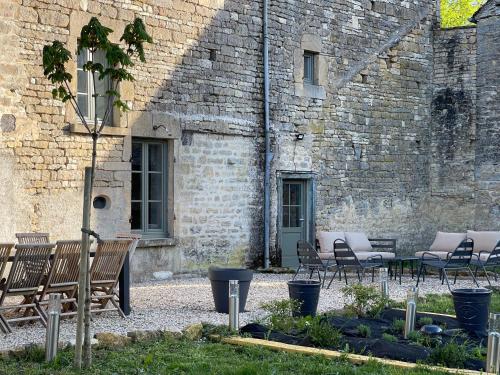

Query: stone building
[[0, 0, 498, 281]]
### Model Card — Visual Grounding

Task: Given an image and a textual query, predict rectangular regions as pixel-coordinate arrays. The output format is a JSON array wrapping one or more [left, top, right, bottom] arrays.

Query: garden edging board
[[223, 336, 494, 375]]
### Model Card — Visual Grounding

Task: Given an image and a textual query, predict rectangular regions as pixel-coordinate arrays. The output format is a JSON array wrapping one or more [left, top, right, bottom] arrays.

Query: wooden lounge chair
[[292, 240, 337, 287], [416, 239, 478, 290], [471, 240, 500, 286], [38, 240, 82, 317], [0, 244, 15, 333], [329, 239, 383, 287], [15, 233, 50, 244], [89, 239, 133, 318], [0, 243, 54, 333]]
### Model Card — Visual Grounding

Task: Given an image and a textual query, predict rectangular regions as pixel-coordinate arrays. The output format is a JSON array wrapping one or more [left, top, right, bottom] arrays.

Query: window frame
[[303, 50, 318, 85], [76, 48, 113, 126], [131, 139, 169, 238]]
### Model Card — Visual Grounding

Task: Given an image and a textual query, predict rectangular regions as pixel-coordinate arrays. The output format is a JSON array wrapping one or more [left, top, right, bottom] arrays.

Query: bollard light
[[487, 313, 500, 374], [228, 280, 239, 332], [45, 293, 61, 362], [404, 287, 418, 339], [379, 268, 389, 300]]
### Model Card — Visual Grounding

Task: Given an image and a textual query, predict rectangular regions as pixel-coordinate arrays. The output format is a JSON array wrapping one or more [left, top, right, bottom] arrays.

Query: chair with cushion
[[328, 239, 383, 287], [470, 239, 500, 286], [293, 240, 337, 287], [416, 239, 478, 290], [415, 231, 466, 260]]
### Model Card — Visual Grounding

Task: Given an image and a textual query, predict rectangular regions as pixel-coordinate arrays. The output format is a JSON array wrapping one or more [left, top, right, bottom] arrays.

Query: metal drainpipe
[[263, 0, 271, 269]]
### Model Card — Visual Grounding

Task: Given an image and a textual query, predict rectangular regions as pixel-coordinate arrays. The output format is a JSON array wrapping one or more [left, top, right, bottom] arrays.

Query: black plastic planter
[[208, 267, 253, 314], [287, 280, 321, 317], [451, 288, 492, 335]]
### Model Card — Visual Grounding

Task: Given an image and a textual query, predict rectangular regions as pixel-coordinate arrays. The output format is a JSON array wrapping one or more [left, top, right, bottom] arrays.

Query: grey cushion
[[429, 232, 466, 252], [317, 231, 345, 253], [415, 251, 450, 260], [345, 232, 373, 252], [467, 230, 500, 252]]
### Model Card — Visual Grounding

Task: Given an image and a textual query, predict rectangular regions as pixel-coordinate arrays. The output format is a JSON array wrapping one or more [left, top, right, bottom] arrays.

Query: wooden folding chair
[[0, 243, 54, 333], [90, 239, 133, 318], [15, 233, 50, 244], [38, 240, 82, 318], [0, 243, 15, 333]]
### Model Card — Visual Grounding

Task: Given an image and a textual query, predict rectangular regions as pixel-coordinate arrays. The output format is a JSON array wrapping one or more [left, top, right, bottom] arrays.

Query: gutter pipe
[[263, 0, 271, 269]]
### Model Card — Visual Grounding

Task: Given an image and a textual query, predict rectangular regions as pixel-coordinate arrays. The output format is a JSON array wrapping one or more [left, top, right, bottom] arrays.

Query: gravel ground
[[0, 272, 484, 350]]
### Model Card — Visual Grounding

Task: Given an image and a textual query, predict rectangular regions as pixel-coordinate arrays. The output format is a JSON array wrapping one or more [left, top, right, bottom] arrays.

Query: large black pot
[[287, 280, 321, 317], [208, 267, 253, 314], [451, 288, 492, 335]]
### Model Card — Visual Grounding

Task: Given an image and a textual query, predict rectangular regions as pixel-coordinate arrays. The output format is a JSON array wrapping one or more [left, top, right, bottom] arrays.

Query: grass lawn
[[392, 289, 500, 315], [0, 337, 453, 375]]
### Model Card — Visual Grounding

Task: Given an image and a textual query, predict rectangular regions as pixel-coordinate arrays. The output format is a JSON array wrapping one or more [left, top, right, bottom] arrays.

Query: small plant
[[342, 284, 388, 318], [202, 323, 232, 338], [418, 317, 433, 327], [428, 341, 469, 368], [357, 324, 371, 338], [392, 319, 405, 334], [407, 331, 423, 344], [261, 299, 302, 333], [382, 333, 398, 342], [307, 317, 343, 348], [471, 344, 486, 360]]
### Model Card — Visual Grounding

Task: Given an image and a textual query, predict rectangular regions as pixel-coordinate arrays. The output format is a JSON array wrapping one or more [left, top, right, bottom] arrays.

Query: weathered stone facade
[[0, 0, 498, 281]]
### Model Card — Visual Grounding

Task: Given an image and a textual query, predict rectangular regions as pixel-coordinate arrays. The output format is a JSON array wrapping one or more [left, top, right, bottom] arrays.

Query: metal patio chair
[[416, 239, 478, 290], [292, 240, 337, 287], [89, 239, 133, 318], [15, 233, 50, 244], [0, 243, 54, 333], [38, 240, 82, 318], [471, 240, 500, 286], [329, 239, 383, 287]]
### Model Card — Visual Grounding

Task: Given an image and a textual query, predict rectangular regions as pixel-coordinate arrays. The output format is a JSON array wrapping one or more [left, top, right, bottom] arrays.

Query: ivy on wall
[[440, 0, 487, 28]]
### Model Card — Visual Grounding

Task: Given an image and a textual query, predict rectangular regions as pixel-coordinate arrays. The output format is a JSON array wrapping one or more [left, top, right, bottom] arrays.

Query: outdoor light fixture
[[153, 124, 168, 132], [45, 293, 61, 362], [487, 313, 500, 374], [295, 133, 304, 141], [228, 280, 240, 332], [379, 268, 389, 300], [404, 287, 418, 339]]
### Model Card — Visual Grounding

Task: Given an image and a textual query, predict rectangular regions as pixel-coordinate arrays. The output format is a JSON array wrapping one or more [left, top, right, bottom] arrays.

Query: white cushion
[[345, 232, 372, 252], [317, 231, 345, 253], [429, 232, 466, 252], [467, 231, 500, 253], [356, 251, 395, 261], [415, 251, 450, 260], [318, 252, 335, 261]]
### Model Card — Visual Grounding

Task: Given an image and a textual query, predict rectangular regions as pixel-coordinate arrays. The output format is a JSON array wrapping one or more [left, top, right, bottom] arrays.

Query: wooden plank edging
[[223, 336, 493, 375]]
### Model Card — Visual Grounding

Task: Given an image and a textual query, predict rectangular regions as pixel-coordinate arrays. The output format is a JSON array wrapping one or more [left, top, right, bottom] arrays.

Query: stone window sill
[[294, 83, 326, 99], [69, 123, 128, 137], [137, 238, 178, 248]]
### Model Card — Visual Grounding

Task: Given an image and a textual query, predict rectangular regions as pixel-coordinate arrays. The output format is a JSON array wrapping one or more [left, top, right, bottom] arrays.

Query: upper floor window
[[77, 49, 112, 125], [303, 51, 318, 85]]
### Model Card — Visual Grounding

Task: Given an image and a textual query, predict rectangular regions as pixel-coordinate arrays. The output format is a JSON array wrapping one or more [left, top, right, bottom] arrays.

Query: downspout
[[263, 0, 271, 269]]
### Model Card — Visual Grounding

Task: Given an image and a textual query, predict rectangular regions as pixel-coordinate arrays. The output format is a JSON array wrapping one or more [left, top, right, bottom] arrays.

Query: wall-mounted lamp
[[153, 124, 168, 131], [295, 133, 304, 141]]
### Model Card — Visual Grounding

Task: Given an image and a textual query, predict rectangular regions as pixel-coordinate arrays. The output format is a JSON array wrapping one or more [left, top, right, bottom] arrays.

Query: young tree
[[42, 17, 152, 368], [440, 0, 486, 28]]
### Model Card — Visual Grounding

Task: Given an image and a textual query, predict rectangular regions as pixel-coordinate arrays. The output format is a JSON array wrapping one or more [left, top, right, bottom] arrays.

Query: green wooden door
[[281, 180, 307, 268]]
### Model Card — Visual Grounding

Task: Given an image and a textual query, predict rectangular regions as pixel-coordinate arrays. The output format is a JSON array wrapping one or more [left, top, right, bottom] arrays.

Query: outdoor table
[[387, 256, 419, 285], [7, 250, 131, 316]]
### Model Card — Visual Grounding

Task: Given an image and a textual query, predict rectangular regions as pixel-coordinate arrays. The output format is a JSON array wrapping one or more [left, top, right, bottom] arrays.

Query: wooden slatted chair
[[38, 240, 82, 318], [90, 239, 133, 318], [0, 243, 54, 333], [15, 233, 50, 244], [0, 243, 15, 333]]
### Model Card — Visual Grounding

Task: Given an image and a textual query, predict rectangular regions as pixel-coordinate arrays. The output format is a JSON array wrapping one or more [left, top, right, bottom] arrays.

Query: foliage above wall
[[440, 0, 487, 28]]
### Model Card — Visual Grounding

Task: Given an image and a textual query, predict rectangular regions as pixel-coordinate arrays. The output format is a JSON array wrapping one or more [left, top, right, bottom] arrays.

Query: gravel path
[[0, 273, 483, 350]]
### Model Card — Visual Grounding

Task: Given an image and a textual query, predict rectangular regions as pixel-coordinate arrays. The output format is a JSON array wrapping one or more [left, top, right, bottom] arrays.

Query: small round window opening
[[93, 196, 109, 209]]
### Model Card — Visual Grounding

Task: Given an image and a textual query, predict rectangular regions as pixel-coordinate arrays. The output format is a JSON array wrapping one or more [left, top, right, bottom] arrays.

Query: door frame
[[276, 171, 316, 267]]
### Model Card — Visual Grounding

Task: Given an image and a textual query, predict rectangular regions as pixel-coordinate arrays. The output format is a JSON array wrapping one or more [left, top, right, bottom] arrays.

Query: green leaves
[[120, 18, 153, 62], [440, 0, 487, 28], [77, 17, 113, 55], [43, 41, 74, 101]]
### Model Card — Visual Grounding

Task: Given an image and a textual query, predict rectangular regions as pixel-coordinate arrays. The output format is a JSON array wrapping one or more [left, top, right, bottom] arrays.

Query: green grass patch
[[0, 337, 453, 375]]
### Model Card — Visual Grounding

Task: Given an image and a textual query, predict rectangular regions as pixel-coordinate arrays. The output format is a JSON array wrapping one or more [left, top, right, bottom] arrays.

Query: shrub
[[261, 299, 302, 333], [392, 319, 405, 334], [407, 331, 423, 344], [382, 333, 397, 343], [308, 317, 343, 348], [357, 324, 371, 338], [342, 284, 388, 318], [428, 342, 469, 368], [418, 317, 433, 327]]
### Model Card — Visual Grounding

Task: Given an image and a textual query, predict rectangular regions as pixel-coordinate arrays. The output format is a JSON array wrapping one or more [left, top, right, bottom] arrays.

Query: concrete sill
[[69, 123, 128, 137], [137, 238, 177, 248]]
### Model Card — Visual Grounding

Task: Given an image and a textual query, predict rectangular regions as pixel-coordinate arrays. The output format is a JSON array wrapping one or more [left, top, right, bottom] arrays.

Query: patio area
[[0, 272, 482, 351]]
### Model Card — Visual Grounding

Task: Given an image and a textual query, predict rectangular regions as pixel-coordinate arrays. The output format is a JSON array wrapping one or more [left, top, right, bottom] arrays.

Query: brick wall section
[[428, 27, 478, 232]]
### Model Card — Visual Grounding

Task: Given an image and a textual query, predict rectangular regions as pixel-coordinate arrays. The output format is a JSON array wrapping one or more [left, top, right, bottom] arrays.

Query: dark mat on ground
[[240, 323, 310, 346]]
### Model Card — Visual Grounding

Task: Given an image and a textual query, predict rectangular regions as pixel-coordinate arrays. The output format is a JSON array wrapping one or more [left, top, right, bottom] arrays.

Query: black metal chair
[[471, 240, 500, 286], [328, 239, 383, 287], [416, 239, 478, 290], [292, 240, 337, 287]]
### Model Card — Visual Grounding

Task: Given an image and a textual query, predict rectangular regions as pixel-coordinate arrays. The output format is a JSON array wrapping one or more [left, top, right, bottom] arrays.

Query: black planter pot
[[451, 288, 492, 335], [208, 267, 253, 314], [287, 280, 321, 317]]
